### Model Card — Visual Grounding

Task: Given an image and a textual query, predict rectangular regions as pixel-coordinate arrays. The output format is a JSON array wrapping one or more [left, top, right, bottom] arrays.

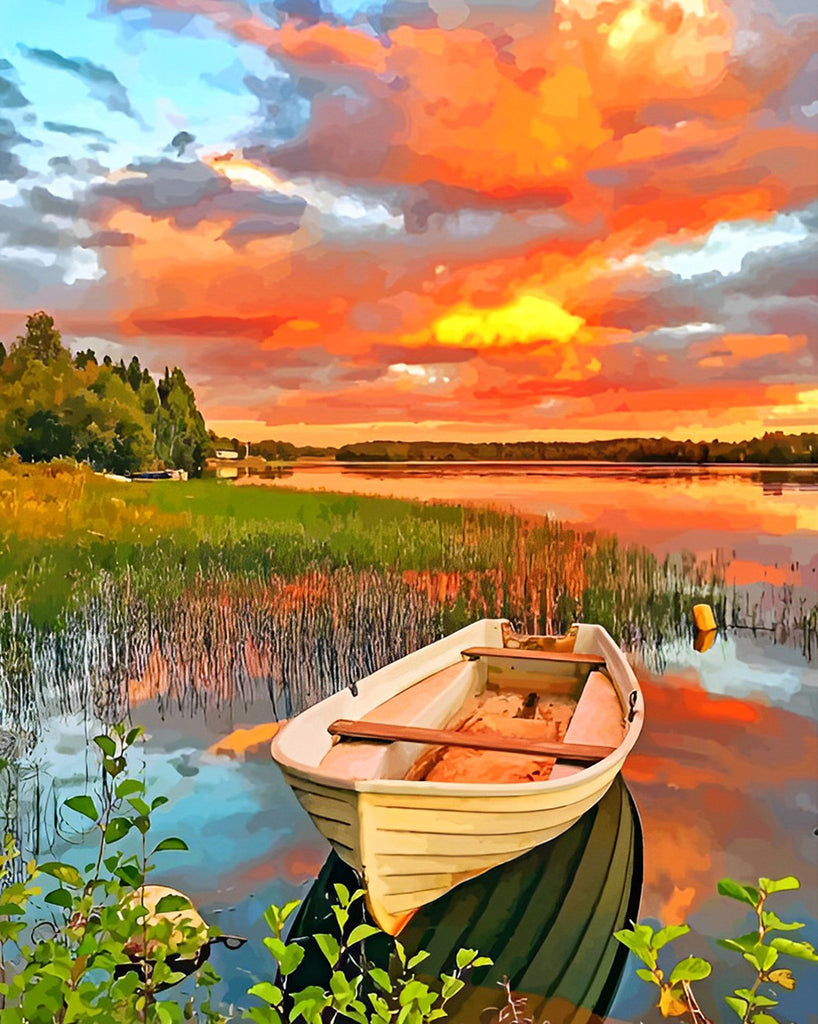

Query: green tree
[[16, 311, 63, 364], [156, 367, 209, 475]]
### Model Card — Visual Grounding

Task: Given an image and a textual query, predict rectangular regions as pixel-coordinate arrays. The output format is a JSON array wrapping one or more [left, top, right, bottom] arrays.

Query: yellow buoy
[[692, 603, 717, 633]]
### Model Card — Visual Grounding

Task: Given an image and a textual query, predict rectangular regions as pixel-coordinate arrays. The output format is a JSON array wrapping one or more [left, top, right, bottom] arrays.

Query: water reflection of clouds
[[664, 635, 814, 708]]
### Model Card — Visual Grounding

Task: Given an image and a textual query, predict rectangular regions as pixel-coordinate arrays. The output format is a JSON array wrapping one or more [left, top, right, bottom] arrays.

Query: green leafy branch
[[615, 873, 817, 1024], [245, 882, 491, 1024], [0, 724, 225, 1023]]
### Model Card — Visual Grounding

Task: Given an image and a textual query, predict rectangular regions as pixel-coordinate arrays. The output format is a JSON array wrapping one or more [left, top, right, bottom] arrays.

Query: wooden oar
[[461, 647, 606, 666], [327, 720, 616, 765]]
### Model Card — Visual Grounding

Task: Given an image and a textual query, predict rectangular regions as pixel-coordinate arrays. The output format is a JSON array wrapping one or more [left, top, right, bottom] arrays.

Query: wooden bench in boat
[[328, 720, 616, 765], [462, 647, 607, 666]]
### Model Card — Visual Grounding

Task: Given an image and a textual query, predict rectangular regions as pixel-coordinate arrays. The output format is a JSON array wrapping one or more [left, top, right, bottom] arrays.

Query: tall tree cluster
[[0, 312, 210, 475]]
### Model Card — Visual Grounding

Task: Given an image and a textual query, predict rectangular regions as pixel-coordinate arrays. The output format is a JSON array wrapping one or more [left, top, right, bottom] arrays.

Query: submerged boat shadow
[[287, 775, 643, 1024]]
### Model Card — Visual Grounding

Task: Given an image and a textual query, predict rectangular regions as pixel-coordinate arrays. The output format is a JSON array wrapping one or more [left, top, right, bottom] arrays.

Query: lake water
[[17, 464, 818, 1021]]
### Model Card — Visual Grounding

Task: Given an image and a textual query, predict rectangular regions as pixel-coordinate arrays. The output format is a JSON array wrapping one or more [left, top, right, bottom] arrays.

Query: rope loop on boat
[[627, 690, 638, 723]]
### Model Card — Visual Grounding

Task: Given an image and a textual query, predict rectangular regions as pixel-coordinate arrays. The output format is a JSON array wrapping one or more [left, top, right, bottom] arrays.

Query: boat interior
[[320, 644, 627, 785]]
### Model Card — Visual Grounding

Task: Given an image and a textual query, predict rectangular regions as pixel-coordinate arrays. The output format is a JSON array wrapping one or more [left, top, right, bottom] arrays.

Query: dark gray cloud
[[170, 130, 196, 157], [80, 229, 137, 248], [19, 46, 141, 123], [26, 186, 82, 218], [0, 61, 30, 109], [48, 154, 109, 177], [220, 215, 303, 246], [402, 180, 571, 233], [0, 202, 67, 250], [94, 157, 231, 214], [42, 120, 116, 143], [584, 220, 818, 361], [0, 116, 30, 182], [92, 156, 307, 234]]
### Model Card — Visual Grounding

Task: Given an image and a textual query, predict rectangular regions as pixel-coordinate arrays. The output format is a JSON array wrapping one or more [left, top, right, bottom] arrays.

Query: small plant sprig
[[246, 882, 491, 1024], [717, 874, 816, 1024], [0, 723, 226, 1023], [615, 873, 817, 1024]]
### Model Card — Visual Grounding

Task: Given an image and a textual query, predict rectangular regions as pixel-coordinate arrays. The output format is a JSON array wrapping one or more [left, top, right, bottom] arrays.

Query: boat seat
[[550, 671, 626, 780], [319, 662, 478, 781]]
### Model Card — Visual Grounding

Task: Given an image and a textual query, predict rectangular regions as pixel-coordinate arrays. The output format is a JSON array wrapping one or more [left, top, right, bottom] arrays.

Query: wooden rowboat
[[271, 619, 644, 934]]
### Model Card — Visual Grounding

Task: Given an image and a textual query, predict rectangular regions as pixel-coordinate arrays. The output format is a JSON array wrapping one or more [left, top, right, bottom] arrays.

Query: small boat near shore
[[271, 619, 644, 934]]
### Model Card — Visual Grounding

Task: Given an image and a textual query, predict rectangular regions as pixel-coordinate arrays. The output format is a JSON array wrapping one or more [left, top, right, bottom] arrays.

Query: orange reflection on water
[[626, 669, 817, 924]]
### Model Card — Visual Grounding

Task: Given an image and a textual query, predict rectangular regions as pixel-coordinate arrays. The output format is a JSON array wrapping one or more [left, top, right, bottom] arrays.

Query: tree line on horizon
[[0, 312, 210, 475], [333, 434, 818, 464]]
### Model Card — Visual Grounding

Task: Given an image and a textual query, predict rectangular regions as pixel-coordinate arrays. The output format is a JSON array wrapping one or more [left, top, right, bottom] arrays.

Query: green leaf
[[719, 932, 762, 954], [654, 924, 690, 950], [281, 899, 301, 922], [752, 944, 779, 972], [152, 837, 189, 853], [151, 795, 169, 810], [394, 939, 406, 967], [115, 863, 143, 888], [636, 968, 659, 985], [725, 996, 749, 1019], [93, 735, 117, 757], [759, 876, 799, 894], [333, 883, 351, 908], [669, 957, 712, 983], [441, 975, 464, 1001], [770, 937, 818, 961], [125, 726, 144, 746], [133, 814, 150, 834], [368, 993, 391, 1022], [37, 861, 83, 888], [762, 911, 804, 933], [263, 936, 305, 975], [330, 970, 356, 1004], [63, 795, 99, 823], [248, 982, 283, 1006], [751, 1015, 780, 1024], [315, 933, 340, 967], [44, 888, 73, 909], [613, 928, 656, 968], [369, 968, 392, 993], [733, 989, 771, 1004], [155, 894, 191, 914], [126, 796, 151, 817], [455, 948, 477, 969], [116, 779, 144, 798], [104, 817, 132, 843], [347, 923, 380, 945], [472, 956, 493, 968], [407, 950, 430, 970], [718, 878, 760, 907]]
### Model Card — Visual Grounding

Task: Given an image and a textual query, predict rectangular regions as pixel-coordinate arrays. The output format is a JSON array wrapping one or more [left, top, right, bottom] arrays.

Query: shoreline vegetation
[[211, 432, 818, 468], [1, 459, 814, 746]]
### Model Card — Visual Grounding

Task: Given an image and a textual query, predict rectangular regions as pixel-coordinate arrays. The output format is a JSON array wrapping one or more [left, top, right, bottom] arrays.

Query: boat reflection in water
[[287, 775, 642, 1024]]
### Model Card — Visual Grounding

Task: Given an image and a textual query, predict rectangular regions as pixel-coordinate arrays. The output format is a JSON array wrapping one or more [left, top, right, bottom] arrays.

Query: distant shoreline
[[326, 459, 818, 469]]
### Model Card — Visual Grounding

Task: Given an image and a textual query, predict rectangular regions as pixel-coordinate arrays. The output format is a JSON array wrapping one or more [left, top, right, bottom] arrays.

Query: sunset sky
[[1, 0, 816, 444]]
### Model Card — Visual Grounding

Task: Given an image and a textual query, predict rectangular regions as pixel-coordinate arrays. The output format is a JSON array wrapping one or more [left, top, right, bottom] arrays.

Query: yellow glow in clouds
[[434, 295, 584, 348]]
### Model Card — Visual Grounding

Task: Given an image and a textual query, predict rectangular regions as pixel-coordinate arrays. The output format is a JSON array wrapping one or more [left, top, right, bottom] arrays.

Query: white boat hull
[[272, 619, 643, 933]]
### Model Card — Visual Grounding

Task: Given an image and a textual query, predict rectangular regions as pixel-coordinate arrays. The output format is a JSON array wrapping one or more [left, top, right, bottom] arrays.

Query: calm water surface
[[28, 465, 818, 1020]]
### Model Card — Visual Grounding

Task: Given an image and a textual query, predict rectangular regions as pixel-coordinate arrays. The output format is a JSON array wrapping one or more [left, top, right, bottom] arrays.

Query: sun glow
[[433, 295, 585, 349]]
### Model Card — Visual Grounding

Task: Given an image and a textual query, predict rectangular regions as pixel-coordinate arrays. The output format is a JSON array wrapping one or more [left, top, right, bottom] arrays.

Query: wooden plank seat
[[462, 647, 607, 667], [327, 719, 616, 766]]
